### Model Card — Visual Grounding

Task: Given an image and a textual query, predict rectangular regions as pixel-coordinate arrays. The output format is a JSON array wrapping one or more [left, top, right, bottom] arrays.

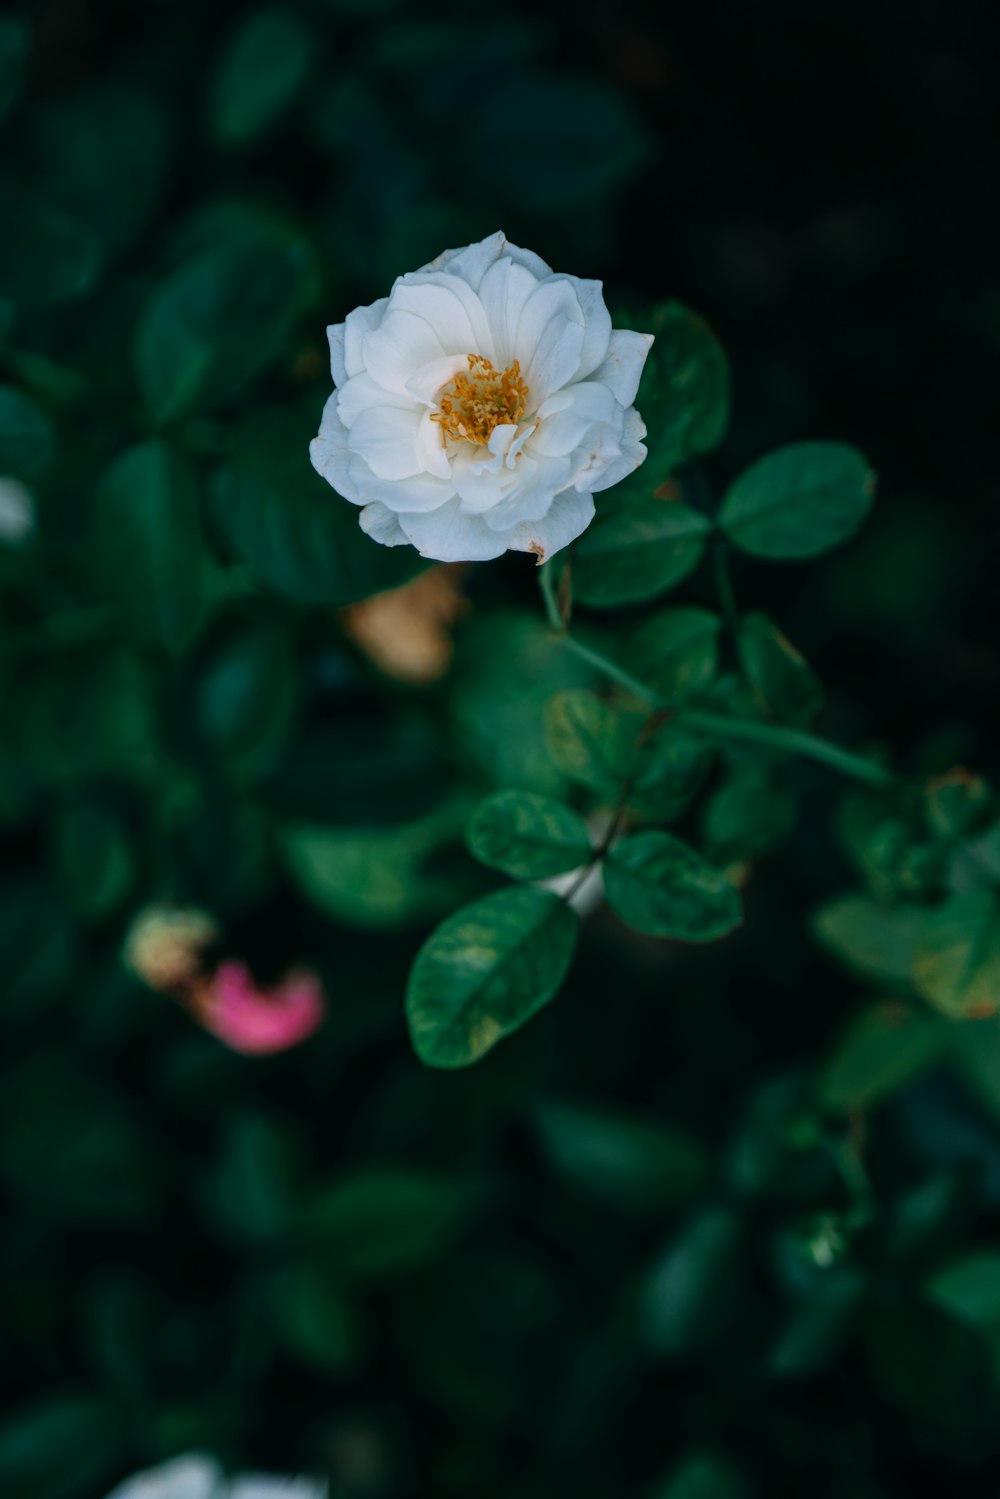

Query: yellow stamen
[[431, 353, 529, 446]]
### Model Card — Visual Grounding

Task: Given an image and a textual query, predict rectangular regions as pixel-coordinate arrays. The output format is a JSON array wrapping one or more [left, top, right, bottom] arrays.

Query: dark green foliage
[[1, 3, 998, 1498]]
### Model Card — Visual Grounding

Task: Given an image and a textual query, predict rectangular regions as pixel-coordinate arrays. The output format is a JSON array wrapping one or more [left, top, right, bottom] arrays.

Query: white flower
[[309, 231, 653, 564], [104, 1454, 326, 1499]]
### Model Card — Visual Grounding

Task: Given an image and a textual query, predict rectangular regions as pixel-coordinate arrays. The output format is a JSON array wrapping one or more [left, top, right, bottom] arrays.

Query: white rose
[[310, 231, 653, 564], [104, 1453, 326, 1499]]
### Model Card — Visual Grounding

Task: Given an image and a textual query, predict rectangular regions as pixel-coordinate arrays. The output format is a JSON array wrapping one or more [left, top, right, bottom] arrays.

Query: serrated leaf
[[604, 830, 741, 941], [913, 891, 1000, 1019], [628, 606, 721, 706], [406, 886, 578, 1067], [210, 7, 314, 146], [813, 895, 923, 985], [544, 687, 641, 790], [738, 611, 824, 726], [720, 441, 874, 560], [573, 499, 710, 608], [94, 440, 205, 653], [466, 790, 592, 880]]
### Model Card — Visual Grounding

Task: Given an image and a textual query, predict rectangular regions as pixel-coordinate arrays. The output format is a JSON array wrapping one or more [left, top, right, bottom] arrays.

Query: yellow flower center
[[431, 354, 529, 446]]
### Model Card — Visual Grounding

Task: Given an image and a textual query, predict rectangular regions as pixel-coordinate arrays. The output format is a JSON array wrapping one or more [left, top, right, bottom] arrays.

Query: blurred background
[[1, 1, 999, 1496]]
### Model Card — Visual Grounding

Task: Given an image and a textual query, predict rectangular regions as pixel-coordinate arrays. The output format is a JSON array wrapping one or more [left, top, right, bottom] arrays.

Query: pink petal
[[201, 962, 326, 1056]]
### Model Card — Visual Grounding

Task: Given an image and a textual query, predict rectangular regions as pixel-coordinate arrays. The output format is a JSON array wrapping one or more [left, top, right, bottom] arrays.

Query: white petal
[[399, 497, 511, 562], [326, 323, 347, 386], [507, 489, 596, 563], [362, 310, 447, 395], [572, 279, 613, 380], [104, 1454, 223, 1499], [451, 445, 519, 512], [523, 315, 586, 405], [477, 256, 543, 366], [310, 393, 361, 504], [390, 274, 494, 359], [358, 502, 410, 547], [336, 372, 416, 429], [347, 405, 425, 480], [347, 456, 454, 513], [583, 405, 648, 493], [529, 381, 619, 459], [405, 353, 471, 405], [342, 297, 389, 380], [229, 1478, 327, 1499], [591, 329, 654, 406], [421, 231, 552, 289], [480, 454, 573, 531], [416, 409, 452, 479], [516, 278, 582, 379]]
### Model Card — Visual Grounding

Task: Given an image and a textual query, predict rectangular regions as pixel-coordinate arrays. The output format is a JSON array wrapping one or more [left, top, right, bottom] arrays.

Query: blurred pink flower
[[198, 961, 326, 1055]]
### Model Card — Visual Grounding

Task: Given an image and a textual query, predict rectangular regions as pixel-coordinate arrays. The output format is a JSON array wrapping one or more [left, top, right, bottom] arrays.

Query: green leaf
[[136, 226, 314, 423], [573, 499, 711, 608], [50, 800, 134, 922], [928, 1254, 1000, 1331], [767, 1269, 868, 1377], [0, 384, 53, 475], [406, 886, 578, 1067], [210, 7, 314, 146], [720, 441, 874, 560], [738, 611, 824, 726], [700, 756, 795, 866], [652, 1452, 750, 1499], [0, 197, 102, 306], [212, 405, 423, 604], [474, 73, 646, 215], [0, 1395, 121, 1499], [307, 1167, 464, 1280], [94, 440, 206, 653], [604, 830, 742, 941], [639, 301, 731, 477], [813, 895, 923, 985], [282, 804, 466, 931], [913, 891, 1000, 1019], [544, 688, 640, 790], [0, 19, 29, 127], [466, 790, 592, 880], [820, 1001, 948, 1111], [273, 1265, 359, 1371], [535, 1100, 708, 1213], [628, 607, 721, 706], [641, 1207, 743, 1356], [196, 621, 299, 770], [26, 86, 169, 249], [629, 720, 713, 823]]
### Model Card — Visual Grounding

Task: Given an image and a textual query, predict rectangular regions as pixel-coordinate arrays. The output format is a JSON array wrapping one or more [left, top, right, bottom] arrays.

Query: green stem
[[538, 567, 892, 788], [538, 559, 564, 631], [559, 633, 661, 707], [675, 708, 894, 788]]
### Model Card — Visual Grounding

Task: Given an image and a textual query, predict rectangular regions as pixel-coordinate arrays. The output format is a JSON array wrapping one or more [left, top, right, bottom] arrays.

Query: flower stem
[[538, 559, 565, 631], [675, 708, 894, 788], [538, 568, 893, 789]]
